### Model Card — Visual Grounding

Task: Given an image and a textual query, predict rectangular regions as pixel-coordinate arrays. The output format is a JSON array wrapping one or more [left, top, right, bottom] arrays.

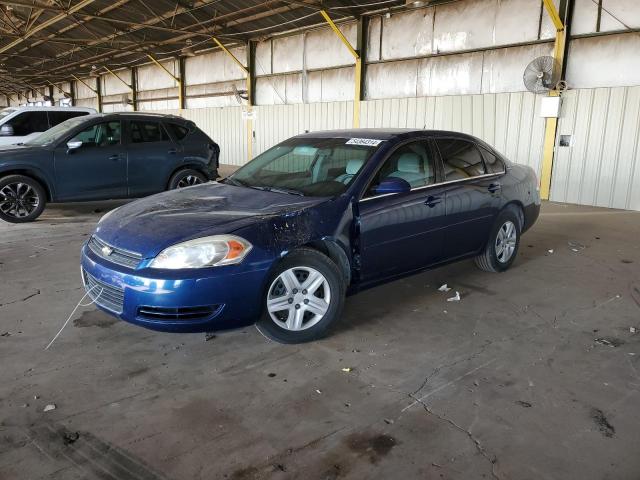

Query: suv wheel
[[256, 248, 346, 344], [169, 169, 208, 189], [0, 175, 46, 223]]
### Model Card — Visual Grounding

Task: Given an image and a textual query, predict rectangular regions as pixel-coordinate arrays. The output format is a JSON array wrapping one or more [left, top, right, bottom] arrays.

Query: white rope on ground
[[44, 285, 103, 351]]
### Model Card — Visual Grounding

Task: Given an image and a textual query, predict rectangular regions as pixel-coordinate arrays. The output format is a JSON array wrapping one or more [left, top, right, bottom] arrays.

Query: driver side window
[[71, 121, 121, 148], [365, 140, 435, 197]]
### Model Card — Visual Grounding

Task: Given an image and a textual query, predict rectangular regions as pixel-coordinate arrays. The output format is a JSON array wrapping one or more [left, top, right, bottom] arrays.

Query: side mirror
[[373, 177, 411, 195], [0, 124, 14, 136], [66, 140, 83, 151]]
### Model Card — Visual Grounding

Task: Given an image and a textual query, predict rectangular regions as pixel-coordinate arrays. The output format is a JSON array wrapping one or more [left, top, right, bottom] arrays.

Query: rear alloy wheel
[[475, 207, 521, 272], [256, 248, 345, 344], [0, 175, 46, 223], [169, 169, 208, 190]]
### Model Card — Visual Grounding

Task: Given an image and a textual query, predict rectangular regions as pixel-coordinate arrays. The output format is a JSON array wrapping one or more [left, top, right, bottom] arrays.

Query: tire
[[256, 248, 346, 344], [168, 169, 208, 190], [0, 175, 46, 223], [474, 206, 521, 273]]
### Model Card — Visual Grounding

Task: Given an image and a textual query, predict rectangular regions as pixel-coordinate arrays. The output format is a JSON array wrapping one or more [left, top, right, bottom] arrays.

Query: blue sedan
[[81, 129, 540, 343]]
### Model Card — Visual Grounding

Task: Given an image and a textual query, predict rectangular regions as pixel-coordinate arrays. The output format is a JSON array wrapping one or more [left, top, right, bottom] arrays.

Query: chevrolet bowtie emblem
[[101, 245, 113, 256]]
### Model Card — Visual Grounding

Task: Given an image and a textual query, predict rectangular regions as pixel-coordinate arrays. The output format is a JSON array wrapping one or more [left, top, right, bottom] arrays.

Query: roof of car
[[81, 112, 185, 121], [294, 128, 485, 142], [2, 106, 95, 112]]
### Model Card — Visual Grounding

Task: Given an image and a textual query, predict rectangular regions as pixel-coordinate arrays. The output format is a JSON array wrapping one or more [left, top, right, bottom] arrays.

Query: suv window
[[70, 121, 121, 147], [48, 111, 88, 127], [6, 111, 49, 136], [366, 140, 435, 196], [168, 123, 189, 140], [479, 147, 505, 174], [436, 139, 486, 181], [130, 121, 170, 143]]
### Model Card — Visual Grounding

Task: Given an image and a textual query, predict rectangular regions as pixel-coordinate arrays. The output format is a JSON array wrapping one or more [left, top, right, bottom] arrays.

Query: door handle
[[424, 195, 442, 208], [108, 154, 121, 161], [167, 148, 177, 155], [488, 183, 501, 193]]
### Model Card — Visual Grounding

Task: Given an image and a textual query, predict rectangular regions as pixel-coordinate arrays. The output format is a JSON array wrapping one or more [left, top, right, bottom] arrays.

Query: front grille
[[137, 305, 221, 321], [87, 235, 142, 269], [82, 269, 125, 314]]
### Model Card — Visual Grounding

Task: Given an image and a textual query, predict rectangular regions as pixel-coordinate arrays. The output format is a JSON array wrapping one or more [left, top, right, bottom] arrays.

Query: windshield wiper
[[223, 177, 248, 187], [254, 186, 304, 196]]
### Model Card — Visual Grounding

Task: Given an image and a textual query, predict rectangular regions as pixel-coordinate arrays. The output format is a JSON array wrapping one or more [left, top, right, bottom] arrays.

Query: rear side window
[[48, 111, 88, 127], [130, 121, 170, 143], [168, 123, 189, 140], [436, 139, 486, 181], [6, 111, 49, 136], [480, 147, 506, 174]]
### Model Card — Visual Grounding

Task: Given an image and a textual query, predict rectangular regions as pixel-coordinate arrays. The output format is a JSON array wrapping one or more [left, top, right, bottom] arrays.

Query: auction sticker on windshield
[[345, 138, 384, 147]]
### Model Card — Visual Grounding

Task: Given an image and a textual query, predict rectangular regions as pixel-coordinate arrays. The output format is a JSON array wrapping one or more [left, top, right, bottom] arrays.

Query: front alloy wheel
[[0, 175, 46, 223], [267, 267, 331, 331], [257, 248, 345, 344]]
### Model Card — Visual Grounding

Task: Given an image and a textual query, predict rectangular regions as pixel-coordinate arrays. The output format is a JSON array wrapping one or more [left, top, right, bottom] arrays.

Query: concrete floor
[[1, 192, 640, 480]]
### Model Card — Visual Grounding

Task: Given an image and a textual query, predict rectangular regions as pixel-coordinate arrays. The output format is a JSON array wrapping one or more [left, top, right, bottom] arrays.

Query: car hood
[[0, 143, 45, 157], [95, 182, 328, 257]]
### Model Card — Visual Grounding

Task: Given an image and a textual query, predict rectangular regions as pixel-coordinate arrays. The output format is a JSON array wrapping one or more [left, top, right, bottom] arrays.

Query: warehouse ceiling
[[0, 0, 406, 95]]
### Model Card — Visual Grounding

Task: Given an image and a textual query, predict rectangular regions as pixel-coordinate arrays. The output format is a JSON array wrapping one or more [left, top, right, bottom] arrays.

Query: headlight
[[149, 235, 252, 269]]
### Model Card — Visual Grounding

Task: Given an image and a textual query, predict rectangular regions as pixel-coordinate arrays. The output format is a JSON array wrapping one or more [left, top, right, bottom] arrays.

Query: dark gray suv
[[0, 112, 220, 223]]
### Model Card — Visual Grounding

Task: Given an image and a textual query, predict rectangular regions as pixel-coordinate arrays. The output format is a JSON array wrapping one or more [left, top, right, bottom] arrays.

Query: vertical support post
[[147, 54, 183, 110], [178, 57, 186, 110], [212, 36, 254, 162], [48, 84, 54, 105], [96, 76, 103, 113], [356, 16, 368, 125], [246, 40, 256, 162], [539, 0, 571, 201], [320, 9, 361, 128], [131, 67, 138, 111]]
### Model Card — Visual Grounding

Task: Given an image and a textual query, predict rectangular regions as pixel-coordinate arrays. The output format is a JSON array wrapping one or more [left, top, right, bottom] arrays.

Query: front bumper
[[80, 244, 271, 333]]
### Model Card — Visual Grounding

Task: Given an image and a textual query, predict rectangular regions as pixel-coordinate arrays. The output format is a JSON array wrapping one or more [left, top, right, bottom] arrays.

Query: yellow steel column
[[320, 10, 361, 128], [540, 0, 566, 200], [147, 54, 183, 110]]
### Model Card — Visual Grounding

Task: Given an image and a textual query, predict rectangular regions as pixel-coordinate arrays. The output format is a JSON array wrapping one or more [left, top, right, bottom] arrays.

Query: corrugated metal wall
[[159, 91, 546, 175], [161, 107, 248, 166], [551, 86, 640, 210]]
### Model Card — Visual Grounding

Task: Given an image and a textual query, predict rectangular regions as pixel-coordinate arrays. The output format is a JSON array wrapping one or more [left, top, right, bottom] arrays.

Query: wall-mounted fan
[[523, 56, 561, 94]]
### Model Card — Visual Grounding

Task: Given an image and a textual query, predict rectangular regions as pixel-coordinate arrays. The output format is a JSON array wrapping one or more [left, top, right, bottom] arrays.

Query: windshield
[[0, 108, 16, 120], [227, 137, 382, 197], [24, 116, 88, 146]]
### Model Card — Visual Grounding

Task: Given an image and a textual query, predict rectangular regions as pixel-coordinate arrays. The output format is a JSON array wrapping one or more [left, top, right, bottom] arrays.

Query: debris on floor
[[315, 389, 322, 394], [341, 367, 353, 373], [594, 337, 624, 348], [630, 327, 637, 334], [205, 333, 217, 341], [268, 372, 277, 378], [447, 291, 461, 302], [568, 241, 586, 252], [43, 404, 56, 412], [63, 432, 80, 445], [548, 249, 554, 254], [516, 400, 533, 408], [438, 284, 452, 292], [384, 418, 394, 424], [1, 332, 10, 337], [591, 408, 615, 438]]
